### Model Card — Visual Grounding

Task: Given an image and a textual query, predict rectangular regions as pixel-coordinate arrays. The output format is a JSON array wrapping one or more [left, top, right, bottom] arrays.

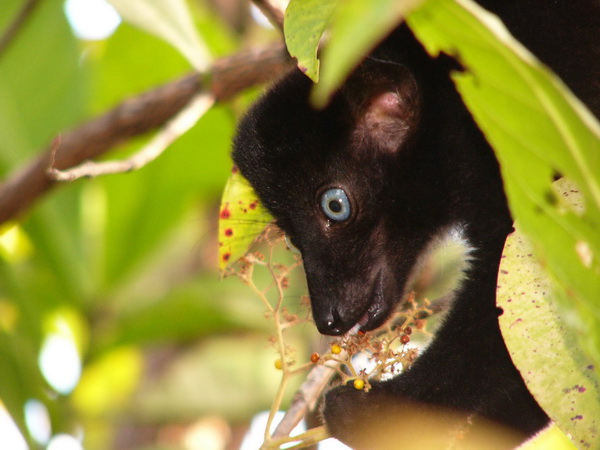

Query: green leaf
[[0, 331, 50, 447], [406, 0, 600, 364], [0, 0, 91, 302], [518, 424, 577, 450], [135, 335, 302, 422], [108, 0, 211, 71], [0, 3, 90, 439], [0, 0, 87, 170], [284, 0, 337, 82], [96, 277, 259, 351], [218, 171, 272, 271], [23, 195, 92, 303], [88, 22, 192, 114], [189, 1, 239, 58], [101, 105, 234, 288], [312, 0, 423, 106], [498, 182, 600, 448]]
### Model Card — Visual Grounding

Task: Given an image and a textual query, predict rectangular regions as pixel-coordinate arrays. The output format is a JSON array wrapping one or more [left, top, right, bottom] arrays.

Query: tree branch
[[271, 360, 339, 440], [48, 93, 215, 180], [0, 43, 293, 225], [0, 0, 40, 58]]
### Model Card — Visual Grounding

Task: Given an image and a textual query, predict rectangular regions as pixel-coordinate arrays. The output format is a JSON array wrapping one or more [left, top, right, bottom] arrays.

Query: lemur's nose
[[316, 306, 346, 336]]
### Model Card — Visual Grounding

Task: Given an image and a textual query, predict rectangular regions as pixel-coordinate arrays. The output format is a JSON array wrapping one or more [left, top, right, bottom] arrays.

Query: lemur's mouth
[[358, 312, 369, 327], [308, 267, 399, 336], [355, 270, 394, 333]]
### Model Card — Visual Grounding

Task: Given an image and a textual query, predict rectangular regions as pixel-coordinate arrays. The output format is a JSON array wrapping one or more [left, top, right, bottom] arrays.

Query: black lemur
[[232, 0, 599, 447]]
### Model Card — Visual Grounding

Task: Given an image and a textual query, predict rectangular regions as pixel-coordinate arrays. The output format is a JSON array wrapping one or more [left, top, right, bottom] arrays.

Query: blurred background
[[0, 0, 329, 448]]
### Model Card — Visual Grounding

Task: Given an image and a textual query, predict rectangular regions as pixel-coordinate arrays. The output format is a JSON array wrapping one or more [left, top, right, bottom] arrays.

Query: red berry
[[404, 326, 412, 335], [400, 334, 410, 345], [310, 352, 320, 363]]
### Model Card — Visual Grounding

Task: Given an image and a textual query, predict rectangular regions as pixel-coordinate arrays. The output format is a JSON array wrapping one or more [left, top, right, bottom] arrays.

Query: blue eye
[[320, 188, 351, 221]]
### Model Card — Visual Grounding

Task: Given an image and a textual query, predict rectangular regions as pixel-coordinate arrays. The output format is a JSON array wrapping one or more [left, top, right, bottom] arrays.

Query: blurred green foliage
[[0, 0, 304, 448]]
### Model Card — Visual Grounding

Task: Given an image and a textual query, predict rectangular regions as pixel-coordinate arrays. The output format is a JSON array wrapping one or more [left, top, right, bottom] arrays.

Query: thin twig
[[270, 360, 339, 441], [0, 43, 293, 225], [0, 0, 40, 58], [47, 93, 215, 180], [268, 425, 330, 449], [263, 245, 295, 443], [252, 0, 285, 30]]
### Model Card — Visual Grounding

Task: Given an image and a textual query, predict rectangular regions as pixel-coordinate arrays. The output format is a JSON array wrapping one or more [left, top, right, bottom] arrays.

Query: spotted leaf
[[218, 169, 273, 270]]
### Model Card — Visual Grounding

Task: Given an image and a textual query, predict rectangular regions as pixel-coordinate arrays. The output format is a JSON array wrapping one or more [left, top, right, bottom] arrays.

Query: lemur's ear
[[343, 61, 420, 153]]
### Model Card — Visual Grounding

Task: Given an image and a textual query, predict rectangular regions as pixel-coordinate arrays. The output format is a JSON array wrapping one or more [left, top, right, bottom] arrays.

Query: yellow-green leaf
[[218, 170, 272, 271], [518, 424, 577, 450], [498, 179, 600, 448], [284, 0, 337, 82]]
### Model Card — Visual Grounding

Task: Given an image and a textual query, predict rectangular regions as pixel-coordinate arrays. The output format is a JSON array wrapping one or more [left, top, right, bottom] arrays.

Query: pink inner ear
[[356, 89, 416, 153], [370, 91, 402, 117]]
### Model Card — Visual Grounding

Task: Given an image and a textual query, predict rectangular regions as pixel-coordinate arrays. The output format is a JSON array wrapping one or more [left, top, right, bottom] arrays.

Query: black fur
[[233, 1, 599, 447]]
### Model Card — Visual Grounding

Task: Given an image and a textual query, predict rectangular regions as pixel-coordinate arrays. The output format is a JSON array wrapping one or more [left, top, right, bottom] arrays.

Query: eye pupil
[[320, 188, 351, 222], [329, 200, 342, 213]]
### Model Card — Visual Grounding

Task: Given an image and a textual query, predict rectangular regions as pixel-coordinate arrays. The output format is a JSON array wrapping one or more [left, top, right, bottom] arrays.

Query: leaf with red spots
[[218, 170, 273, 270]]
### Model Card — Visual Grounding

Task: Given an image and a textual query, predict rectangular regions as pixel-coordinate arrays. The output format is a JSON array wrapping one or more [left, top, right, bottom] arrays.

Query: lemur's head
[[233, 56, 509, 335]]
